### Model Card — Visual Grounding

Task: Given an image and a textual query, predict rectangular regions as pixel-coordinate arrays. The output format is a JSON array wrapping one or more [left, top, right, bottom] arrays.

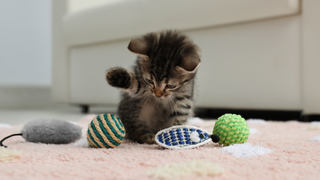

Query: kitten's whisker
[[126, 97, 137, 108], [140, 92, 151, 106], [168, 96, 177, 115], [173, 100, 188, 114]]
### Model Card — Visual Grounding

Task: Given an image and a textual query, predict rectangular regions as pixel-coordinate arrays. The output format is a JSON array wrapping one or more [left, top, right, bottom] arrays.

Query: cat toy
[[86, 113, 125, 148], [155, 114, 250, 149], [0, 119, 82, 148]]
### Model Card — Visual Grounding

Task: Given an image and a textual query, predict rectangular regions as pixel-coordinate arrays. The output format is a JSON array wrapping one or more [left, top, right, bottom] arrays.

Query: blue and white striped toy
[[155, 125, 218, 149]]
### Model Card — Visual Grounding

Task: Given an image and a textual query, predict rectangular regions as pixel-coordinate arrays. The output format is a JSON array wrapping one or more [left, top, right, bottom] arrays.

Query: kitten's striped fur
[[106, 30, 200, 144]]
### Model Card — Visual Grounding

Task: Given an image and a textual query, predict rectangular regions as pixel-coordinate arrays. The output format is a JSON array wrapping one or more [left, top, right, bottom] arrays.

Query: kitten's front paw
[[173, 119, 186, 126], [138, 133, 156, 144], [106, 67, 131, 89]]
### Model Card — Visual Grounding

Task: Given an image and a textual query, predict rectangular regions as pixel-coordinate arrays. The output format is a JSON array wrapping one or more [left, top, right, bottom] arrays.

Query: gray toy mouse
[[0, 119, 82, 148]]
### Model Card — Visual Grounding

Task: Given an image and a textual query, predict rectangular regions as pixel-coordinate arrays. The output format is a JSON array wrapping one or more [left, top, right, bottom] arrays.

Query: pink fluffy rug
[[1, 115, 320, 180]]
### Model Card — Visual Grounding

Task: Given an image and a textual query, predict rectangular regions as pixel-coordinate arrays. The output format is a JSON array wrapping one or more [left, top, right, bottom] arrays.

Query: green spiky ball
[[212, 114, 250, 146]]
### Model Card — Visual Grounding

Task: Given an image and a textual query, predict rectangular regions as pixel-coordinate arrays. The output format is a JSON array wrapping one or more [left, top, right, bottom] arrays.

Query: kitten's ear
[[176, 52, 201, 74], [127, 38, 149, 58]]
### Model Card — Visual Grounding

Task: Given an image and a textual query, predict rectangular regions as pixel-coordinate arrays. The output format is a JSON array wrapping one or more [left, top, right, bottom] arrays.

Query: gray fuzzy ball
[[21, 119, 82, 144]]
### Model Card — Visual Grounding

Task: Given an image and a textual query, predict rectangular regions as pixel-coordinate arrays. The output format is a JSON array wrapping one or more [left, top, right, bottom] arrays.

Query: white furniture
[[52, 0, 320, 116]]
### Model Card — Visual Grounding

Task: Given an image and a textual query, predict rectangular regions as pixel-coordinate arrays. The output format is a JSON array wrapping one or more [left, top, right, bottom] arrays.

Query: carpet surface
[[0, 115, 320, 180]]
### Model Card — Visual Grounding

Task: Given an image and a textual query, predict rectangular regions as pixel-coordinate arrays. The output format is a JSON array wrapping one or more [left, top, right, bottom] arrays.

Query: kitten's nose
[[154, 89, 163, 98]]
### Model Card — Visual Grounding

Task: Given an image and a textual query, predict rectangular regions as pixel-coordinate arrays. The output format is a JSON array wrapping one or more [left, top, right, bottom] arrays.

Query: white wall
[[0, 0, 51, 86]]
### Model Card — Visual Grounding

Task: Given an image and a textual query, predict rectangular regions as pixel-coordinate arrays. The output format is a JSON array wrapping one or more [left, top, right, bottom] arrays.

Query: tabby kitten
[[106, 30, 201, 144]]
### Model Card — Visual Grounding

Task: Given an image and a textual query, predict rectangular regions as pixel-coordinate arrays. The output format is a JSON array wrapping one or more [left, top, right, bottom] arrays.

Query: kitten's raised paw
[[138, 133, 156, 144], [106, 67, 131, 89]]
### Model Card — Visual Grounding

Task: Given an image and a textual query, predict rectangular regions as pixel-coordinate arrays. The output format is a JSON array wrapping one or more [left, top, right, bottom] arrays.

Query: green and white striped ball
[[212, 114, 250, 146], [87, 113, 125, 148]]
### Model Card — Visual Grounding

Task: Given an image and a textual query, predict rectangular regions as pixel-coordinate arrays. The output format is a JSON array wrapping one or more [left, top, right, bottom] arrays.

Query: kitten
[[106, 30, 201, 144]]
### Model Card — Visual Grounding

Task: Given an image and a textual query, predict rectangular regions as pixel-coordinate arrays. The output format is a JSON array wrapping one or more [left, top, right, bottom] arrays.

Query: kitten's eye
[[145, 79, 154, 84], [166, 84, 177, 89]]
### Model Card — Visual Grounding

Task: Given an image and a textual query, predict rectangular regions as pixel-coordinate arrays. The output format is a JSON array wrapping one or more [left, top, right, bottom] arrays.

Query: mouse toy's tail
[[0, 133, 23, 148]]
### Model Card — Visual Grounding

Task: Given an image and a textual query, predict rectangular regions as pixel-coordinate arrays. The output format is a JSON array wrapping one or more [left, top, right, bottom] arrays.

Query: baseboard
[[195, 108, 303, 121], [1, 85, 315, 121], [300, 114, 320, 122]]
